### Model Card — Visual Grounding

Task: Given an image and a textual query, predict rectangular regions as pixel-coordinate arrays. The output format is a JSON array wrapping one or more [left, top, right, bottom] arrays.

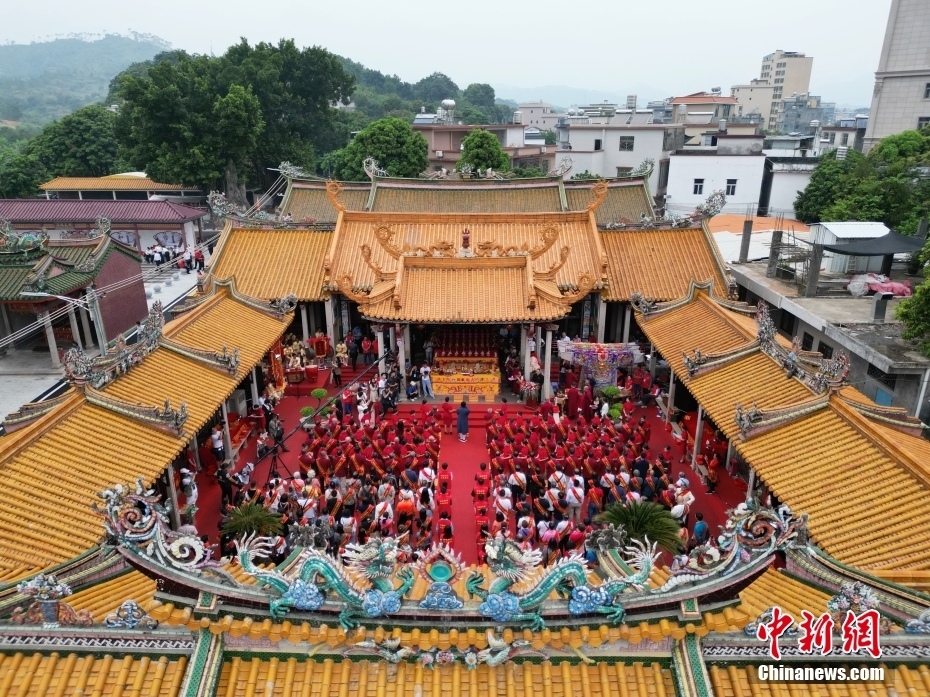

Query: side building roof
[[636, 287, 930, 572]]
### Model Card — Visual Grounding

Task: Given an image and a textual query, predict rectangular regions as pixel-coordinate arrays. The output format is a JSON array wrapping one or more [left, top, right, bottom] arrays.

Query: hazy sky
[[3, 0, 891, 107]]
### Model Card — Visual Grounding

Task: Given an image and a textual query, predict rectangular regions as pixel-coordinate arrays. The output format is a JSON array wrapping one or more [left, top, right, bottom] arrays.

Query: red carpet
[[191, 365, 746, 564]]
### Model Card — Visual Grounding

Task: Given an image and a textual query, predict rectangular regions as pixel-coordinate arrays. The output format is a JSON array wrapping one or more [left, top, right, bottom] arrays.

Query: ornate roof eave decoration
[[551, 155, 573, 178], [10, 573, 92, 628], [783, 546, 930, 631], [335, 273, 395, 307], [209, 277, 297, 320], [585, 179, 609, 212], [834, 392, 927, 437], [682, 340, 761, 379], [159, 336, 241, 375], [470, 223, 561, 261], [207, 192, 277, 224], [631, 280, 757, 319], [363, 157, 388, 180], [1, 389, 74, 433], [534, 246, 571, 280], [734, 394, 831, 440], [0, 219, 49, 256], [360, 244, 391, 281], [84, 385, 189, 436], [95, 479, 237, 585], [326, 180, 347, 212], [119, 498, 804, 633], [756, 301, 851, 394], [372, 223, 401, 259], [74, 234, 114, 273], [62, 302, 164, 389], [556, 272, 597, 306]]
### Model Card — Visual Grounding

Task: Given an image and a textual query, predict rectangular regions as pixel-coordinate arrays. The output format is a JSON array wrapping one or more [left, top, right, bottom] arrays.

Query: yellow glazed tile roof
[[65, 570, 158, 620], [150, 596, 749, 646], [216, 657, 676, 697], [638, 292, 930, 572], [707, 664, 930, 697], [363, 264, 567, 323], [283, 183, 370, 224], [737, 567, 832, 620], [372, 182, 563, 214], [209, 228, 332, 301], [564, 181, 654, 225], [330, 211, 603, 293], [0, 651, 187, 696], [600, 227, 729, 301], [39, 175, 193, 191], [0, 291, 289, 578]]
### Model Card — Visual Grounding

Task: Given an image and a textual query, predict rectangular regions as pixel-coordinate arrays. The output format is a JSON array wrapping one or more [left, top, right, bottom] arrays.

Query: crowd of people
[[210, 395, 477, 561], [142, 243, 205, 273]]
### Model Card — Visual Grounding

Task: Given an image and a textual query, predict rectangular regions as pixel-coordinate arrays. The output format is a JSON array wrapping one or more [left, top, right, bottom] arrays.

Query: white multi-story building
[[863, 0, 930, 151], [514, 102, 565, 130], [555, 112, 685, 196], [666, 134, 766, 214]]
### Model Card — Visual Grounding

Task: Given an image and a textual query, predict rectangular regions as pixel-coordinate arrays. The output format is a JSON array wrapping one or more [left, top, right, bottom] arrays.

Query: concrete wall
[[864, 75, 930, 149], [768, 170, 811, 216], [666, 154, 765, 213], [95, 250, 149, 343], [740, 288, 929, 421]]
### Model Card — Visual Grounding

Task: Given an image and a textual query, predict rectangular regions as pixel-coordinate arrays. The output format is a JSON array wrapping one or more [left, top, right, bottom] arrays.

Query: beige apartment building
[[731, 50, 813, 131], [863, 0, 930, 151]]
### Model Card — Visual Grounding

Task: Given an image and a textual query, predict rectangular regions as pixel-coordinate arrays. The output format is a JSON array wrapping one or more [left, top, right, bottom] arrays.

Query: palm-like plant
[[595, 501, 683, 555], [221, 503, 283, 539]]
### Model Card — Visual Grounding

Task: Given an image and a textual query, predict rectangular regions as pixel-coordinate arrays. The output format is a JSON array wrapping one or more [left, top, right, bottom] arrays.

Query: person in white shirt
[[493, 488, 513, 519], [420, 364, 434, 398], [378, 478, 396, 504], [374, 500, 393, 523], [536, 518, 550, 539], [566, 478, 585, 524], [180, 468, 198, 507], [548, 467, 569, 492], [508, 470, 527, 498], [418, 464, 436, 487]]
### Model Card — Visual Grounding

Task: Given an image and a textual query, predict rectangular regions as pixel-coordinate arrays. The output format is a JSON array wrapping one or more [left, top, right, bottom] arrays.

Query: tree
[[463, 83, 496, 110], [543, 129, 557, 145], [510, 167, 545, 178], [0, 150, 47, 198], [595, 501, 683, 555], [114, 39, 355, 195], [25, 105, 120, 177], [457, 128, 509, 172], [219, 39, 355, 186], [328, 117, 428, 181], [570, 170, 599, 180], [116, 55, 264, 203], [221, 503, 283, 538], [897, 267, 930, 357], [413, 72, 459, 104]]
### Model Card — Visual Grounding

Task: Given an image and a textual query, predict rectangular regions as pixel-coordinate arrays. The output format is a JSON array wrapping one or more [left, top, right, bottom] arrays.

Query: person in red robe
[[566, 386, 580, 420], [565, 368, 578, 390], [581, 386, 594, 421]]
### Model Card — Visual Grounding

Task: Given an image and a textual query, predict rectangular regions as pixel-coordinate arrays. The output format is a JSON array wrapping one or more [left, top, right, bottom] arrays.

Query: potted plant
[[221, 503, 284, 539], [595, 501, 683, 555], [906, 250, 924, 276]]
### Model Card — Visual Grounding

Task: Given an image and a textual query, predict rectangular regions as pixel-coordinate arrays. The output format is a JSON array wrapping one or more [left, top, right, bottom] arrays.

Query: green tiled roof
[[0, 238, 135, 301]]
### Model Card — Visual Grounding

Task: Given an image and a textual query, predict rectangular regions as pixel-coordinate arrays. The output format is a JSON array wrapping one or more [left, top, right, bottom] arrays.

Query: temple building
[[0, 168, 928, 695]]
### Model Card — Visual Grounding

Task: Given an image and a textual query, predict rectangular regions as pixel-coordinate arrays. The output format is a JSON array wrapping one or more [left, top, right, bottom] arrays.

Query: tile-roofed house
[[563, 179, 655, 226], [636, 286, 930, 572], [0, 282, 291, 578], [0, 199, 207, 252], [39, 173, 201, 200], [370, 179, 564, 214]]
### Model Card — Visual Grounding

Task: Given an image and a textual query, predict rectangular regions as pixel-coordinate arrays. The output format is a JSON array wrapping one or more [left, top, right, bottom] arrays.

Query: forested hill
[[0, 34, 167, 129]]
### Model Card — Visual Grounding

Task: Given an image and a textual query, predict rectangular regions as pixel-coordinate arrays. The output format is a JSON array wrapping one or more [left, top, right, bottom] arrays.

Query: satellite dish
[[749, 142, 763, 153]]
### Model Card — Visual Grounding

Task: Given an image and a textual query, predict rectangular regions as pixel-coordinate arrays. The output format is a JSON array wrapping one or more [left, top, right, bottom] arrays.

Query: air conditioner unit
[[436, 150, 443, 159], [540, 147, 547, 154]]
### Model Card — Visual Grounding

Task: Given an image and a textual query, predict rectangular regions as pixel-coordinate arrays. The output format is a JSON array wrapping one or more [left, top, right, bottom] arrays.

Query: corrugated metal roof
[[0, 199, 206, 224], [39, 176, 196, 191], [812, 221, 891, 240]]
